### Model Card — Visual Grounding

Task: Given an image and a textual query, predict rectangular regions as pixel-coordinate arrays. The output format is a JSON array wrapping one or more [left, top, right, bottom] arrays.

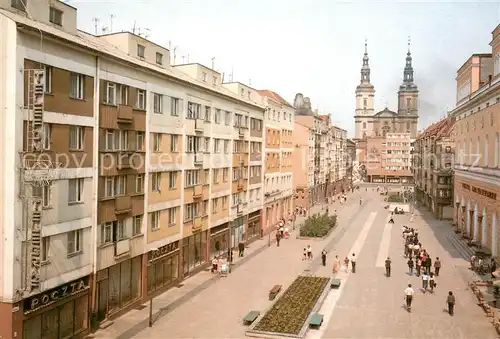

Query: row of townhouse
[[448, 24, 500, 260], [0, 0, 297, 337]]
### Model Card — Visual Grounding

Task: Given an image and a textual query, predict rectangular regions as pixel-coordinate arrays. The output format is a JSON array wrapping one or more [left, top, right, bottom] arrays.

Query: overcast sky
[[71, 0, 500, 137]]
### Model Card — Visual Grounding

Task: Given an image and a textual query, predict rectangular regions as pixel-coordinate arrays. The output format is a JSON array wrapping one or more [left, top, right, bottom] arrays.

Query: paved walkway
[[89, 191, 361, 339]]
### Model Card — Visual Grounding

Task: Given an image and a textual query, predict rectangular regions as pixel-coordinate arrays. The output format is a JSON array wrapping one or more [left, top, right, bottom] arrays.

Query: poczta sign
[[24, 278, 88, 313], [149, 241, 179, 262]]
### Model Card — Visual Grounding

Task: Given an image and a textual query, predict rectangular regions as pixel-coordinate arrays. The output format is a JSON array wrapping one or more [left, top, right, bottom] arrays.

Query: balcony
[[114, 238, 130, 257], [237, 178, 244, 190], [192, 217, 202, 231], [237, 203, 244, 216], [194, 153, 203, 166], [195, 119, 204, 133], [117, 152, 132, 170], [117, 104, 133, 123], [238, 155, 244, 166], [193, 184, 203, 199], [239, 127, 245, 138], [114, 195, 132, 214]]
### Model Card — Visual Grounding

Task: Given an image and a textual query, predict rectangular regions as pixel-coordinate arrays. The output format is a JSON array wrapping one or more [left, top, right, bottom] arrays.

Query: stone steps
[[445, 231, 475, 261]]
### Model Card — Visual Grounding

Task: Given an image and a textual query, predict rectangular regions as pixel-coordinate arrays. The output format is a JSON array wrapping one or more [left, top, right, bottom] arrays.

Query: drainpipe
[[90, 55, 100, 328]]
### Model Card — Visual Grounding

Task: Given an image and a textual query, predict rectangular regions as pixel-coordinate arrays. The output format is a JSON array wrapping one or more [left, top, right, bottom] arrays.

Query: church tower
[[354, 40, 375, 140], [397, 38, 419, 117]]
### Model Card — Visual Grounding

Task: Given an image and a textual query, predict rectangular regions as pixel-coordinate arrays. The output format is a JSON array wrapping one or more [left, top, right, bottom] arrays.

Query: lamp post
[[148, 247, 159, 327], [455, 202, 460, 230]]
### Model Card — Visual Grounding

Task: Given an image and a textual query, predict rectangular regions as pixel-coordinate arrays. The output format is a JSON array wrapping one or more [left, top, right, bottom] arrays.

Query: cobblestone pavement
[[93, 187, 497, 338]]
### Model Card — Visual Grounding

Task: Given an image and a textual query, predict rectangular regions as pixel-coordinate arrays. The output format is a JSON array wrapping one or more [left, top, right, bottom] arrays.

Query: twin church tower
[[354, 39, 419, 140]]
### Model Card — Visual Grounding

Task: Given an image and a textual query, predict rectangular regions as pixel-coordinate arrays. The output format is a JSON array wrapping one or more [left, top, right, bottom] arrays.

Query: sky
[[70, 0, 500, 137]]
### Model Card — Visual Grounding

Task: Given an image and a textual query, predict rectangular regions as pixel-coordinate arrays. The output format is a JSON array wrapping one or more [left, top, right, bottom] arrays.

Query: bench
[[269, 285, 282, 300], [242, 311, 260, 325], [331, 279, 341, 289], [309, 313, 324, 328]]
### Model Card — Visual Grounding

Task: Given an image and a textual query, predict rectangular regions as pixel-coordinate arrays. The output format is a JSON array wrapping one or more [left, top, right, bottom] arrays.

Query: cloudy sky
[[71, 0, 499, 137]]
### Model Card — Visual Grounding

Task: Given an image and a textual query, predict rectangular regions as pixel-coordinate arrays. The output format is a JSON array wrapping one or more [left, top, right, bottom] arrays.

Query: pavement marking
[[306, 212, 378, 339], [375, 223, 393, 267]]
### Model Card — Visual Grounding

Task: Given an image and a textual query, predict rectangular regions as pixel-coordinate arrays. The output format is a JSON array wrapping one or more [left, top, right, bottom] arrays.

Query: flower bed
[[253, 276, 329, 335], [299, 214, 337, 238], [387, 193, 404, 202]]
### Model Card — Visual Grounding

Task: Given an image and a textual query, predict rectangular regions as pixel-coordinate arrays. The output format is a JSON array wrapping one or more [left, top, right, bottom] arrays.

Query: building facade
[[353, 41, 419, 141], [257, 90, 294, 234], [414, 118, 456, 220], [0, 2, 268, 337], [346, 139, 356, 185], [451, 24, 500, 259], [292, 122, 311, 210], [364, 133, 414, 184]]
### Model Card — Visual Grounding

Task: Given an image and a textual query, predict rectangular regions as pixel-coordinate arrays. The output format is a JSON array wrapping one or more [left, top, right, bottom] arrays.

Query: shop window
[[147, 253, 180, 292], [103, 257, 142, 315]]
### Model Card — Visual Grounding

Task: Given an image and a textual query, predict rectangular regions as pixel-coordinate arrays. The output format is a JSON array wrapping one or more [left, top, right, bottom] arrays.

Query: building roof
[[418, 117, 455, 140], [0, 9, 264, 110], [257, 90, 293, 108], [374, 107, 397, 117]]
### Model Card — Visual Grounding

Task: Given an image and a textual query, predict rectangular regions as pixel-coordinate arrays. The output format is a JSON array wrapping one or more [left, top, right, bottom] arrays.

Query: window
[[153, 93, 163, 113], [170, 97, 180, 116], [105, 130, 115, 150], [116, 220, 127, 240], [204, 106, 211, 121], [170, 135, 178, 152], [42, 123, 51, 150], [101, 223, 112, 244], [222, 168, 229, 182], [156, 52, 163, 65], [41, 237, 50, 262], [151, 172, 161, 191], [136, 89, 146, 110], [225, 111, 231, 125], [224, 140, 229, 153], [168, 171, 177, 189], [43, 65, 52, 93], [135, 174, 145, 193], [137, 44, 145, 58], [11, 0, 27, 11], [69, 73, 84, 99], [203, 137, 210, 152], [150, 211, 160, 231], [187, 136, 201, 153], [115, 130, 128, 150], [152, 133, 161, 152], [42, 185, 51, 208], [104, 177, 114, 197], [184, 203, 198, 221], [185, 170, 199, 187], [133, 215, 143, 235], [104, 82, 116, 105], [117, 84, 128, 105], [203, 169, 210, 184], [168, 207, 176, 225], [187, 102, 201, 119], [136, 131, 145, 151], [214, 109, 221, 124], [68, 178, 84, 203], [202, 72, 207, 82], [213, 76, 217, 85], [212, 169, 219, 184], [115, 175, 127, 195], [49, 7, 63, 25], [67, 230, 82, 255], [212, 198, 218, 214], [213, 139, 220, 153]]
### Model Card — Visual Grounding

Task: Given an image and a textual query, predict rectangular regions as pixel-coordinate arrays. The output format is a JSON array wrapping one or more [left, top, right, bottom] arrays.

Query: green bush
[[387, 194, 404, 202], [299, 213, 337, 237]]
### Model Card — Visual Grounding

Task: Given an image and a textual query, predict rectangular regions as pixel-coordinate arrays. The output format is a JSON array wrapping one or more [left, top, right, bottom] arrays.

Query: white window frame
[[104, 176, 114, 197], [116, 220, 127, 240], [150, 211, 160, 231], [67, 230, 82, 255], [153, 93, 163, 113], [136, 89, 146, 110], [156, 52, 163, 65], [170, 97, 180, 116], [136, 131, 145, 151], [104, 82, 116, 105], [42, 123, 51, 150], [168, 171, 177, 189], [104, 129, 115, 151], [69, 126, 84, 150], [185, 170, 199, 187], [49, 6, 63, 25], [69, 73, 84, 99], [68, 178, 84, 203], [117, 84, 128, 105], [115, 175, 127, 196], [137, 44, 146, 58], [43, 65, 52, 94], [101, 222, 113, 244], [41, 237, 50, 262], [170, 135, 178, 152], [214, 109, 221, 124], [168, 207, 176, 225], [136, 174, 145, 193], [115, 130, 128, 151], [151, 172, 161, 191], [41, 184, 51, 208], [133, 215, 143, 235], [184, 203, 198, 221]]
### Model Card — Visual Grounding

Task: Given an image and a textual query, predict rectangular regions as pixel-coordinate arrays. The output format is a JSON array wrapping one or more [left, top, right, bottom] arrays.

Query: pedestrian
[[321, 249, 327, 266], [302, 248, 307, 261], [434, 257, 441, 276], [447, 291, 455, 316], [306, 245, 313, 260], [425, 256, 432, 274], [407, 242, 414, 258], [404, 284, 415, 312], [276, 233, 281, 247], [344, 256, 350, 272], [351, 253, 357, 273], [333, 255, 340, 274], [429, 273, 436, 293], [385, 257, 391, 277], [388, 216, 394, 224], [211, 257, 218, 273], [407, 257, 414, 275], [491, 258, 497, 278], [415, 257, 422, 277], [238, 242, 244, 257], [422, 272, 429, 293]]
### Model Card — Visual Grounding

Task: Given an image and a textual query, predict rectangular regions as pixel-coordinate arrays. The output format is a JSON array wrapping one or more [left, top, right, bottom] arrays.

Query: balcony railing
[[115, 195, 132, 214], [193, 185, 203, 198], [195, 119, 204, 132], [194, 153, 203, 166], [193, 217, 202, 231], [239, 127, 245, 138], [114, 238, 130, 257], [117, 104, 133, 123], [117, 152, 132, 170]]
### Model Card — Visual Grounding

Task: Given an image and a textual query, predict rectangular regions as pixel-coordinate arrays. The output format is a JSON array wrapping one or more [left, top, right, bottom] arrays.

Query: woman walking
[[333, 255, 341, 274]]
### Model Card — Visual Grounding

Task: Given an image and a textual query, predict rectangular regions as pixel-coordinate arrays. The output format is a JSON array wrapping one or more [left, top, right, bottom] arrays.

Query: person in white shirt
[[404, 284, 415, 311]]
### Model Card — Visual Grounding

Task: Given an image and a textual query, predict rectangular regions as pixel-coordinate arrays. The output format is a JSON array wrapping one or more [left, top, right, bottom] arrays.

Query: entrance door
[[97, 280, 109, 322]]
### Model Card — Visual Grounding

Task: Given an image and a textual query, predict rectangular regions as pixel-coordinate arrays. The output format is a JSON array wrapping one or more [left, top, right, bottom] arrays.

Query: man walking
[[434, 257, 441, 276], [385, 257, 391, 277], [447, 291, 456, 316], [404, 284, 415, 312], [407, 257, 414, 275], [321, 249, 327, 266], [351, 253, 357, 273]]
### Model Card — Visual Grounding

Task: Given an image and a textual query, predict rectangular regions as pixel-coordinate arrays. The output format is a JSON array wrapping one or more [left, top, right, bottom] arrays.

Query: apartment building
[[331, 125, 348, 192], [0, 2, 265, 336], [292, 122, 311, 210], [414, 117, 455, 220], [257, 90, 294, 232], [450, 24, 500, 258], [346, 139, 356, 185], [364, 133, 414, 184]]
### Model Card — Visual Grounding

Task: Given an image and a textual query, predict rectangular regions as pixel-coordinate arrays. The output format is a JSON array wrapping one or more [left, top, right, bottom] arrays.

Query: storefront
[[22, 276, 90, 339], [247, 211, 261, 242], [182, 231, 208, 276], [209, 223, 229, 259], [231, 217, 245, 248], [147, 241, 180, 294], [95, 256, 142, 322]]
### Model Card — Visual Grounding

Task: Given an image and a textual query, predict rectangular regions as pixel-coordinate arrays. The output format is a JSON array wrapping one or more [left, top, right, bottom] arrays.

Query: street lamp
[[455, 202, 460, 229], [148, 247, 158, 327]]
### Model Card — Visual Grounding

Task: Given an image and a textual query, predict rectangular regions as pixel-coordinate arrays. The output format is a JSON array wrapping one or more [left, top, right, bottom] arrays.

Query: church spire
[[360, 38, 371, 84], [402, 36, 414, 85]]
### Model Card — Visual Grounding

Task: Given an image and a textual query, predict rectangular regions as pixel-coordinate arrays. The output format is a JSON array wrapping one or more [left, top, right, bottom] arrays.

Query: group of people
[[400, 225, 455, 315], [329, 253, 357, 274]]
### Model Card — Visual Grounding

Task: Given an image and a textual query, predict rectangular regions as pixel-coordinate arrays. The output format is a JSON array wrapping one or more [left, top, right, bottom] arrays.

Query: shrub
[[387, 194, 404, 203], [299, 213, 337, 237], [253, 276, 329, 334]]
